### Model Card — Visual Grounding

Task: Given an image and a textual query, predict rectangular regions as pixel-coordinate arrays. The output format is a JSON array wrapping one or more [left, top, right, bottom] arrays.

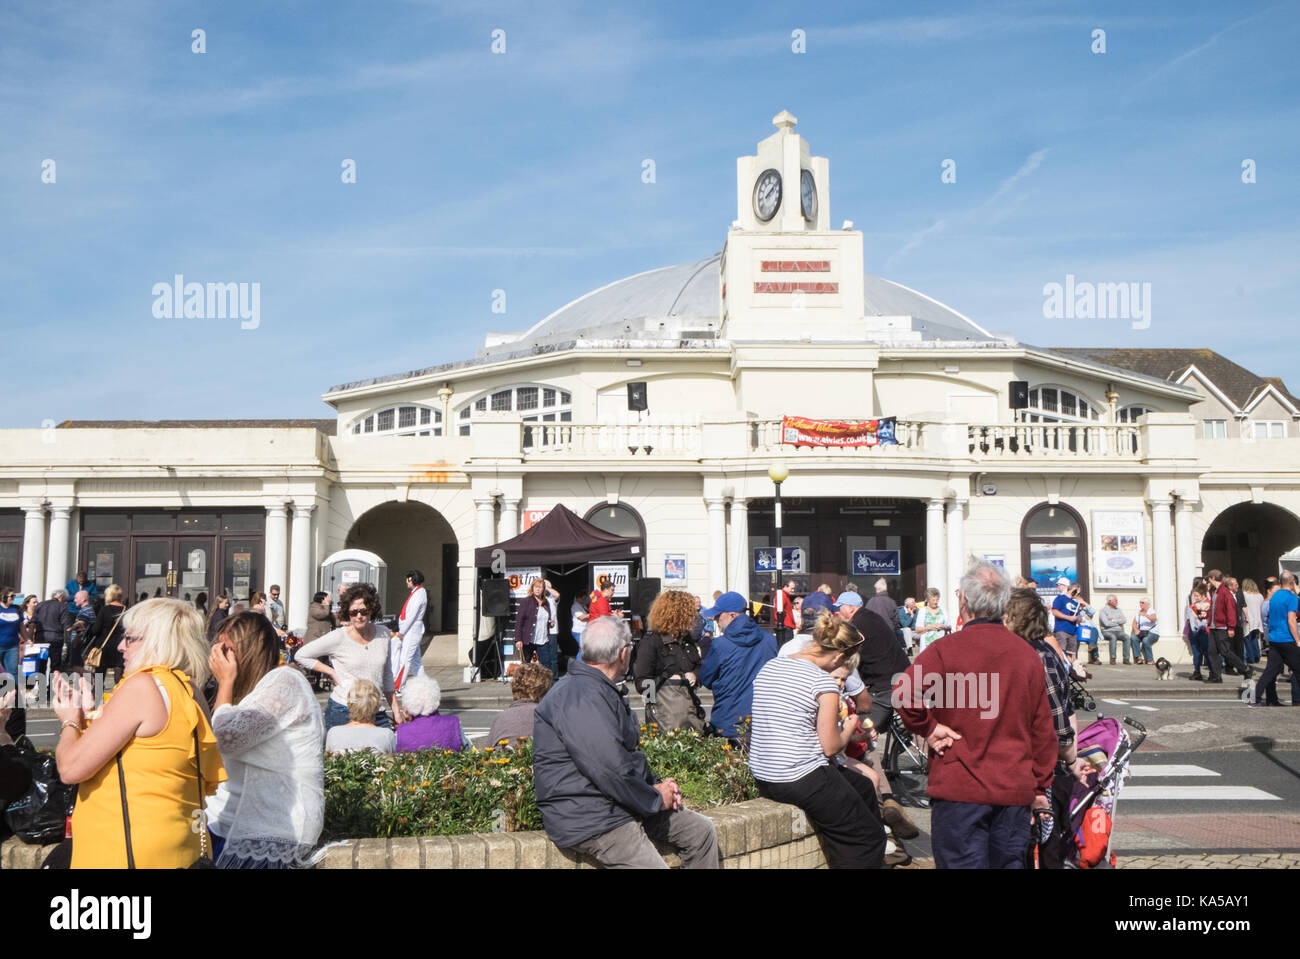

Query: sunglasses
[[348, 608, 371, 618]]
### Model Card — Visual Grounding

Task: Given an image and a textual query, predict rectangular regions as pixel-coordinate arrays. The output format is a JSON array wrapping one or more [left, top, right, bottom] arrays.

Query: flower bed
[[322, 724, 757, 840]]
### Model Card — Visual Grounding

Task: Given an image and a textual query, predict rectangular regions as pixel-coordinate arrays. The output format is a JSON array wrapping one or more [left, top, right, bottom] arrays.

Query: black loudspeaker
[[627, 381, 648, 412], [631, 578, 661, 619], [1009, 380, 1030, 410], [481, 579, 511, 617]]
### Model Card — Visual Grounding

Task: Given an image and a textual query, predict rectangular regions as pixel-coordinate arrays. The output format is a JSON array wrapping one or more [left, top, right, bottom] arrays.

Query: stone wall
[[1, 799, 827, 869]]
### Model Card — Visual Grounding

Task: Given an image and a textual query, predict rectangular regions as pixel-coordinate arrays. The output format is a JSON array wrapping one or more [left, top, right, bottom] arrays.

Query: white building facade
[[5, 113, 1300, 664]]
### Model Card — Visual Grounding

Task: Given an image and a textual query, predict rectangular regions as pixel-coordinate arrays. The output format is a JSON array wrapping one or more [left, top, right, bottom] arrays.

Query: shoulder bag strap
[[116, 752, 136, 869], [93, 609, 123, 654], [172, 669, 210, 862]]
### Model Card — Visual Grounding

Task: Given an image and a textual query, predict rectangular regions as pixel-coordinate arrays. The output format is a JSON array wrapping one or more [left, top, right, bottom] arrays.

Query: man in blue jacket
[[533, 616, 719, 868], [698, 591, 778, 739]]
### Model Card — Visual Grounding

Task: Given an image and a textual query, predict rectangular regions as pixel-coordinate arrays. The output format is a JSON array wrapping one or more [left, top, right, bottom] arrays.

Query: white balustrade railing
[[966, 423, 1142, 459], [525, 421, 702, 458], [522, 419, 1143, 461]]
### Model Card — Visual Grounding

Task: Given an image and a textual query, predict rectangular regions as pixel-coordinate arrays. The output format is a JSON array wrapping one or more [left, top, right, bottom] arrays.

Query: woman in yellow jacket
[[53, 598, 226, 869]]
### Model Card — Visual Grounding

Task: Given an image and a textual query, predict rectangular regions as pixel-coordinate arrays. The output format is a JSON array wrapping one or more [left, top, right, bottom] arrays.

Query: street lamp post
[[768, 461, 789, 640]]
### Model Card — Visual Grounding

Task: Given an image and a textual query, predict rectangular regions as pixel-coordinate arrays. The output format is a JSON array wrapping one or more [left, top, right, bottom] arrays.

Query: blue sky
[[2, 0, 1297, 425]]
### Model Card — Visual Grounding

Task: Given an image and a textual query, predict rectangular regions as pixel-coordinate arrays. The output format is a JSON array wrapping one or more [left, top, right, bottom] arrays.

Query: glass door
[[133, 539, 172, 601], [177, 538, 215, 606], [85, 540, 125, 595], [221, 539, 261, 603]]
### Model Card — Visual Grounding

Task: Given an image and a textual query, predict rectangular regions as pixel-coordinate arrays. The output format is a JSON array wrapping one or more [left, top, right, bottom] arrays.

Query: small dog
[[1154, 657, 1172, 681]]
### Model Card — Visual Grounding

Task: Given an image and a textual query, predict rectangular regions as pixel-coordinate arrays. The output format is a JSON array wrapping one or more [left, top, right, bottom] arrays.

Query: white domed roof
[[498, 255, 997, 350]]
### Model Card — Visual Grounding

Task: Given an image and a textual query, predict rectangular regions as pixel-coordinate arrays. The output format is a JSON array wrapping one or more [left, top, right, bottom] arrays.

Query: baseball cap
[[801, 592, 833, 615], [1056, 577, 1070, 587], [701, 591, 748, 618], [834, 591, 864, 610]]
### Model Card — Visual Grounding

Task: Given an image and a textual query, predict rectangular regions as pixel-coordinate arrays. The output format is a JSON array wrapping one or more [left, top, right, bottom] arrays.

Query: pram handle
[[1122, 716, 1148, 750]]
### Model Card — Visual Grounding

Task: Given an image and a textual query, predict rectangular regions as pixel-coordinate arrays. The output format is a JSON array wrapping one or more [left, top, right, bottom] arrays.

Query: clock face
[[753, 168, 782, 222], [801, 169, 817, 220]]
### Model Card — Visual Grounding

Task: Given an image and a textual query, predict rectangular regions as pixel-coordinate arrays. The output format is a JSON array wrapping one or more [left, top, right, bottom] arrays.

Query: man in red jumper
[[893, 561, 1057, 868], [1205, 569, 1250, 684]]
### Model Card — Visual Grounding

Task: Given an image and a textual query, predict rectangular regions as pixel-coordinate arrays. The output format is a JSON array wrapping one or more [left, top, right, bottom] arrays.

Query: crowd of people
[[0, 572, 471, 870], [6, 553, 1299, 872]]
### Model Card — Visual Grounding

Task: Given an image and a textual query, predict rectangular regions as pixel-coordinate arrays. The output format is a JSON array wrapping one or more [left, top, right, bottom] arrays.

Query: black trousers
[[1207, 628, 1249, 681], [757, 763, 886, 868], [1255, 643, 1300, 705]]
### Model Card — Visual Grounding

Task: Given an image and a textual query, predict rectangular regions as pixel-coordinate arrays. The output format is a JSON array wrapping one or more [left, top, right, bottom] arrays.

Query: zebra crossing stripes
[[1123, 762, 1280, 801]]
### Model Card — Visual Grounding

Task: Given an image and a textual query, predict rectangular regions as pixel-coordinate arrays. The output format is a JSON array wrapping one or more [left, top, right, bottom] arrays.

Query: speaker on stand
[[471, 579, 512, 682]]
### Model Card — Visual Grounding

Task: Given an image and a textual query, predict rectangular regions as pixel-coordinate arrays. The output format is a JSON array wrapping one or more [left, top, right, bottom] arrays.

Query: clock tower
[[720, 112, 876, 418], [720, 111, 868, 343]]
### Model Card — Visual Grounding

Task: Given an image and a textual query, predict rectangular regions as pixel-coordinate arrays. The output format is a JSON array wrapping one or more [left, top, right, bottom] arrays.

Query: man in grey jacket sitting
[[533, 616, 720, 869], [1098, 595, 1130, 665]]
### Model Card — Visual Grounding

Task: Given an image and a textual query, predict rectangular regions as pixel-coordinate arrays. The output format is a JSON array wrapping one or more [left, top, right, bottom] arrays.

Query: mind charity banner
[[781, 415, 898, 447]]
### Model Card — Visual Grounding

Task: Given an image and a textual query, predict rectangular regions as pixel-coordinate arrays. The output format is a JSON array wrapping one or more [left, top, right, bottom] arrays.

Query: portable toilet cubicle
[[320, 549, 388, 603]]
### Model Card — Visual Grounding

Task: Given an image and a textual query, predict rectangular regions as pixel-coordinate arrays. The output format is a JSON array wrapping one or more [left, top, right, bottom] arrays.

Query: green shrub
[[321, 725, 756, 840]]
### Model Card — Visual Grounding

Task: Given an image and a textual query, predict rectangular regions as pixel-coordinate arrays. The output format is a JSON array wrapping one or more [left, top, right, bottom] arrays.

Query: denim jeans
[[1244, 629, 1262, 664], [1103, 629, 1130, 662], [1130, 632, 1156, 661], [533, 640, 558, 677], [324, 698, 392, 732], [0, 645, 18, 679], [1190, 628, 1209, 672]]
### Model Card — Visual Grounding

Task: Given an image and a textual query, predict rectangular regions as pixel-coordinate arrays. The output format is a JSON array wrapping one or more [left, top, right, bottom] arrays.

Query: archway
[[1201, 502, 1300, 584], [345, 502, 459, 633]]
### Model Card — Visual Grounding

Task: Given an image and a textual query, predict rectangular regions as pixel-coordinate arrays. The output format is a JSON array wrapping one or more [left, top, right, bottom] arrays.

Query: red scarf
[[400, 585, 421, 622]]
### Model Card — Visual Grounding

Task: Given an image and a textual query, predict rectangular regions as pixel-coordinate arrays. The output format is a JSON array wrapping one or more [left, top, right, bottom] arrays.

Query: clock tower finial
[[772, 110, 797, 131]]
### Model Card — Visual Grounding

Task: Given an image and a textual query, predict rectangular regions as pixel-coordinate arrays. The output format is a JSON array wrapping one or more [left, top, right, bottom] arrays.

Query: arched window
[[584, 502, 645, 541], [1117, 405, 1150, 424], [1018, 387, 1101, 424], [1020, 502, 1088, 594], [350, 404, 442, 437], [455, 385, 572, 437]]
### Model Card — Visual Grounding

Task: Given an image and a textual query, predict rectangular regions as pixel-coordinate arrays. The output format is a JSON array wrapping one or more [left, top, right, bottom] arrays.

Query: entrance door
[[221, 539, 261, 604], [132, 539, 172, 601], [441, 542, 458, 632], [85, 540, 125, 596], [177, 538, 216, 605]]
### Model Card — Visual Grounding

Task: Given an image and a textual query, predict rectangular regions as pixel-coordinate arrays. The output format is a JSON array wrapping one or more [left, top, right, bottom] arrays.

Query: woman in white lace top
[[207, 612, 324, 869]]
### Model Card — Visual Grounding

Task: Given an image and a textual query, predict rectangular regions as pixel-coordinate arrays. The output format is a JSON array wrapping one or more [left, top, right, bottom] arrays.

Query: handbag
[[115, 671, 216, 869], [82, 610, 122, 671]]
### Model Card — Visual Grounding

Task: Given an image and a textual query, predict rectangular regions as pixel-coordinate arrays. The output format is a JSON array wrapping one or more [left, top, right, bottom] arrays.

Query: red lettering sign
[[752, 281, 839, 294], [760, 260, 831, 272]]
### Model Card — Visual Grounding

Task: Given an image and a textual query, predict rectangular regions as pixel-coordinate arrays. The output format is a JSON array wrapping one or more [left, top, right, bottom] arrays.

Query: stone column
[[44, 505, 72, 598], [475, 497, 498, 557], [946, 498, 967, 600], [263, 503, 289, 598], [925, 498, 947, 597], [1173, 499, 1195, 612], [729, 499, 750, 595], [499, 499, 520, 541], [21, 504, 46, 598], [1147, 497, 1175, 629], [706, 498, 728, 595], [288, 503, 315, 632]]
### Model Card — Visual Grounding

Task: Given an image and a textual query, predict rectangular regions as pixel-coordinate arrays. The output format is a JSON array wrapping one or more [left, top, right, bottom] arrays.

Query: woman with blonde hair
[[53, 598, 226, 869], [1242, 578, 1264, 665], [206, 612, 324, 868], [748, 612, 886, 868], [634, 589, 706, 732], [83, 584, 127, 680], [324, 680, 395, 754]]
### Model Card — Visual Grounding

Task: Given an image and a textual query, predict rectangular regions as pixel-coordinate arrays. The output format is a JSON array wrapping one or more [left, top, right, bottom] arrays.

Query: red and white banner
[[780, 415, 898, 447]]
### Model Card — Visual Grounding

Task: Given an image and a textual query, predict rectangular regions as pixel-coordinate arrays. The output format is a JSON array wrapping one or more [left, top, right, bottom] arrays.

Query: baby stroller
[[1030, 716, 1147, 869], [1068, 661, 1096, 713]]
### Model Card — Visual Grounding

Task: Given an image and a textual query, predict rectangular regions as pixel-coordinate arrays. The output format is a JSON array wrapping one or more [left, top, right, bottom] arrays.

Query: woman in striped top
[[748, 612, 888, 868]]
